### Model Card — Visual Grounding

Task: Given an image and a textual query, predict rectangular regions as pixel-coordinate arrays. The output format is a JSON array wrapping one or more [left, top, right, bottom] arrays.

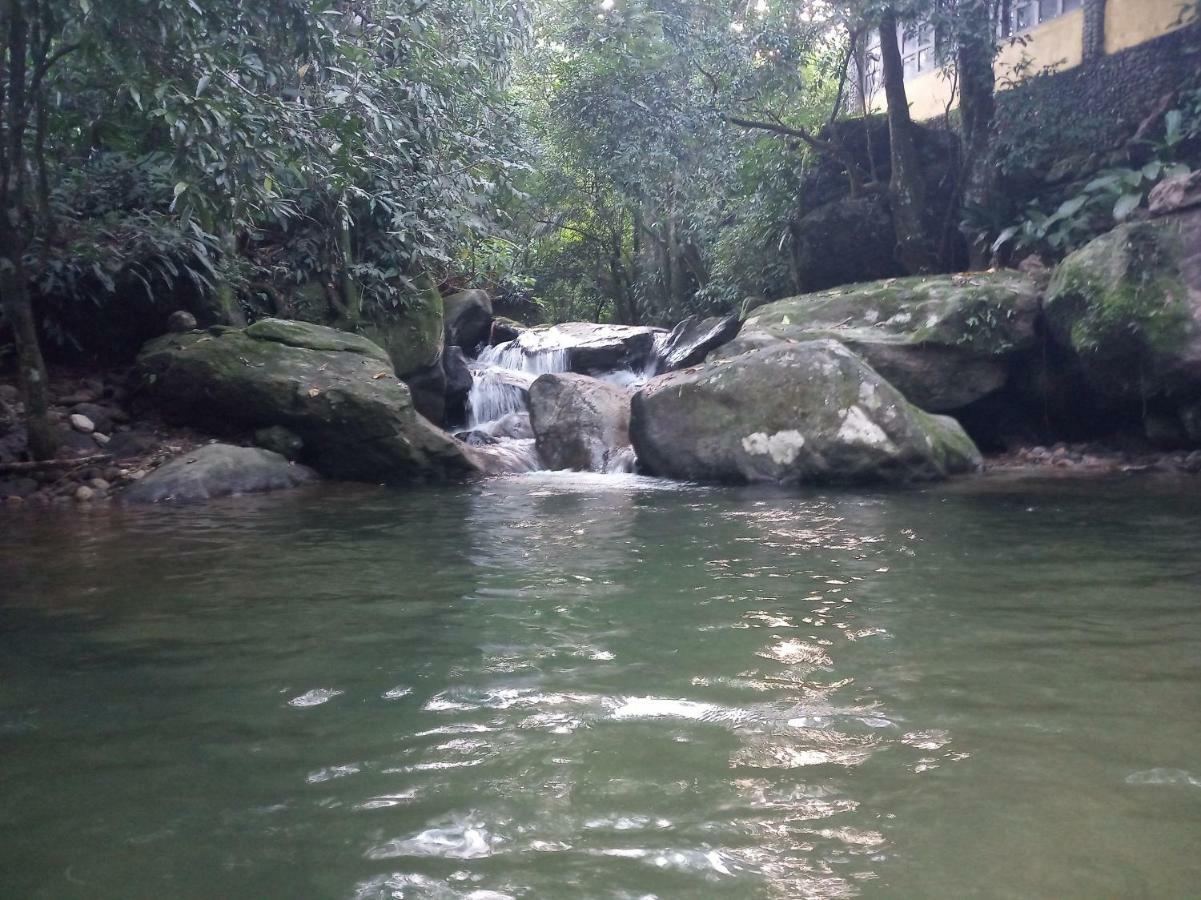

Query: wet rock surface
[[631, 340, 982, 485], [529, 373, 632, 472], [122, 443, 318, 503]]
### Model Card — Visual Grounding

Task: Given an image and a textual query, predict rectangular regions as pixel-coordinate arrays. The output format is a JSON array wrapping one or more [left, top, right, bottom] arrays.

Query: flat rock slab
[[506, 323, 664, 373], [123, 444, 318, 503], [738, 271, 1041, 412]]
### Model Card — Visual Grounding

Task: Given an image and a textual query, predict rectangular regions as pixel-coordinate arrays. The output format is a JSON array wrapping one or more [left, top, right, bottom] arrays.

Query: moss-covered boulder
[[358, 276, 448, 423], [630, 339, 981, 485], [737, 271, 1041, 412], [359, 276, 445, 377], [1044, 211, 1201, 406], [137, 319, 480, 484]]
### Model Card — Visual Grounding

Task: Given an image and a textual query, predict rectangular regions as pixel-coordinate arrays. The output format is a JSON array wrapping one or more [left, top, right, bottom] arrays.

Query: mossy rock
[[360, 275, 445, 378], [1045, 212, 1201, 405], [630, 339, 981, 485], [740, 271, 1041, 412], [246, 318, 391, 361], [137, 320, 479, 484]]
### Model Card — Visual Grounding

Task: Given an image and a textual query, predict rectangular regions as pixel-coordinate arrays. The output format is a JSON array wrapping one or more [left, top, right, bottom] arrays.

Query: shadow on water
[[1, 473, 1200, 898]]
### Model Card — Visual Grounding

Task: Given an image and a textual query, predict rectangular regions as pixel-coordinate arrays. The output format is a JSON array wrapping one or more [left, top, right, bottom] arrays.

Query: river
[[1, 472, 1199, 898]]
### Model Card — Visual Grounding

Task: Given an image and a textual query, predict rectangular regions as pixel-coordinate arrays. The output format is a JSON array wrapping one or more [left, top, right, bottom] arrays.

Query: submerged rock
[[123, 444, 317, 503], [656, 314, 741, 372], [736, 271, 1041, 412], [529, 373, 632, 472], [630, 340, 981, 485], [1044, 209, 1201, 409], [137, 319, 481, 484]]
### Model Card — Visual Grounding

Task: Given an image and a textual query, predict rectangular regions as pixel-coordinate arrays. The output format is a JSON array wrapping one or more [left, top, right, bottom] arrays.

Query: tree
[[2, 0, 531, 458], [877, 3, 938, 272], [0, 0, 79, 459]]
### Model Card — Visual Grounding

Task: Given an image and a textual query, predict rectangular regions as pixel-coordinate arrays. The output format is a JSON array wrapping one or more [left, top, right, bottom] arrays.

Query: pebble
[[92, 432, 111, 447], [74, 486, 95, 502], [69, 413, 95, 434], [90, 478, 111, 491]]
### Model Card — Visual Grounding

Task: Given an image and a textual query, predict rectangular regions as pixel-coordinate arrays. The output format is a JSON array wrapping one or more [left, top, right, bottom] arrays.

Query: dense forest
[[2, 0, 1200, 463]]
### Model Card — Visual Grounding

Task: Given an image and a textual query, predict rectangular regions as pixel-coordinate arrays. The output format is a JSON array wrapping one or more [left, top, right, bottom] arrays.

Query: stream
[[2, 473, 1200, 898]]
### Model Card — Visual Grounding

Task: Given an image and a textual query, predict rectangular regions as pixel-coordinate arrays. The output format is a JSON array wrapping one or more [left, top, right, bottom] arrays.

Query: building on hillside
[[858, 0, 1198, 120]]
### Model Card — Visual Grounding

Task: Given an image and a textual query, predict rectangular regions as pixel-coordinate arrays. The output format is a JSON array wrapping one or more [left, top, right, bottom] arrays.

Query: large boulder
[[443, 289, 493, 351], [736, 271, 1041, 412], [656, 314, 741, 372], [792, 196, 903, 294], [500, 323, 664, 374], [529, 373, 632, 472], [123, 444, 317, 503], [360, 276, 445, 378], [630, 340, 981, 485], [137, 319, 481, 484], [1044, 210, 1201, 409], [359, 275, 447, 423]]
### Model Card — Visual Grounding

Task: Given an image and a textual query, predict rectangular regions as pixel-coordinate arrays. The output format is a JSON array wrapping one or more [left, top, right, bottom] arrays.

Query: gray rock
[[137, 318, 481, 484], [443, 289, 493, 351], [254, 425, 304, 460], [168, 310, 198, 333], [69, 413, 95, 434], [444, 346, 474, 425], [738, 271, 1041, 412], [792, 195, 902, 293], [123, 444, 318, 504], [503, 323, 665, 373], [74, 485, 96, 502], [402, 359, 448, 426], [657, 314, 740, 372], [1148, 171, 1201, 217], [630, 339, 981, 485], [1045, 209, 1201, 406], [529, 373, 632, 472], [70, 402, 127, 434]]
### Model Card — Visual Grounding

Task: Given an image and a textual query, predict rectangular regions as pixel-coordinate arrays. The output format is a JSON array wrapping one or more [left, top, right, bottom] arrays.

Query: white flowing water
[[466, 341, 569, 430]]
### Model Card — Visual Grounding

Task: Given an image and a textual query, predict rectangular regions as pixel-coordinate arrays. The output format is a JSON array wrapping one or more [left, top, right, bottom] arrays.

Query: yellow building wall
[[871, 0, 1195, 121], [994, 8, 1084, 83], [1106, 0, 1195, 53]]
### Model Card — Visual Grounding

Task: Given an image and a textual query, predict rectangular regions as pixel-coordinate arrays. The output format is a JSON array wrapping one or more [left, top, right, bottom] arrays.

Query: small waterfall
[[467, 339, 569, 429], [462, 325, 666, 476], [605, 446, 638, 475]]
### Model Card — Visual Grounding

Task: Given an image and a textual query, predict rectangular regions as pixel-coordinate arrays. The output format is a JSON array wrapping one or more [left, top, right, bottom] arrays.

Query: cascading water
[[466, 341, 569, 430], [462, 325, 668, 476]]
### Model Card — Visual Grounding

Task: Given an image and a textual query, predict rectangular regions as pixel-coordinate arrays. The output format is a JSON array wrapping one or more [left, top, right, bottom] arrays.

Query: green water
[[1, 472, 1199, 899]]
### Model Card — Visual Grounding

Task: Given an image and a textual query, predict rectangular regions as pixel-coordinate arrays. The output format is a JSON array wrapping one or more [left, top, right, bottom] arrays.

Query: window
[[901, 22, 938, 80], [1009, 0, 1081, 34]]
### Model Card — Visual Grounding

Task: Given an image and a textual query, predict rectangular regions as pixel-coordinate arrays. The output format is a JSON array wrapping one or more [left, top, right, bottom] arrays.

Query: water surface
[[2, 473, 1199, 898]]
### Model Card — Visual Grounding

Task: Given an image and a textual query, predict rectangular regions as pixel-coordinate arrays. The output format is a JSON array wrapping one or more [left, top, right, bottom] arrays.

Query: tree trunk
[[956, 0, 998, 269], [0, 219, 57, 460], [1082, 0, 1107, 61], [878, 7, 938, 274]]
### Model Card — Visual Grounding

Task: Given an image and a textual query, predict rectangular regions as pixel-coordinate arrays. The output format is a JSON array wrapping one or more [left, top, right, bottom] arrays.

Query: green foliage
[[509, 0, 843, 325], [5, 0, 534, 354], [987, 88, 1201, 261]]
